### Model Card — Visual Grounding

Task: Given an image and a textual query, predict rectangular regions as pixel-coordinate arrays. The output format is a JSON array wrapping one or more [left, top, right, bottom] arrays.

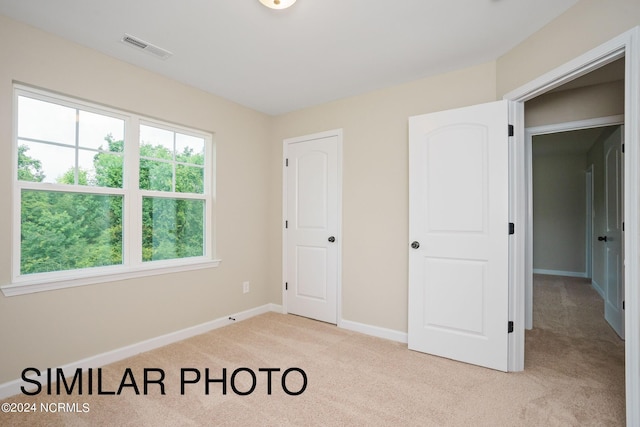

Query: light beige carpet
[[0, 275, 625, 426]]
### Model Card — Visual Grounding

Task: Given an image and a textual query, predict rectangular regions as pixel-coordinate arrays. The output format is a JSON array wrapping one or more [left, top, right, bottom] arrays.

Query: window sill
[[1, 258, 222, 297]]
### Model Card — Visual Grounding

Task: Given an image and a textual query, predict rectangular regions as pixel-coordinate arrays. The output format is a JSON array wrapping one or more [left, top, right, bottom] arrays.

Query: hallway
[[525, 274, 625, 424]]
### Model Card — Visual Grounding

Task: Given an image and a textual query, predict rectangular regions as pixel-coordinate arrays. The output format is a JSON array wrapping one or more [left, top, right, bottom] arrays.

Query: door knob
[[598, 236, 608, 242], [328, 236, 335, 243], [411, 241, 420, 249]]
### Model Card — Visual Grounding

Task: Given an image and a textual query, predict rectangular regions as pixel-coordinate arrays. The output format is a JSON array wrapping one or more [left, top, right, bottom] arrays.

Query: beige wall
[[270, 0, 640, 333], [270, 63, 498, 332], [0, 16, 272, 384], [532, 147, 587, 274], [525, 80, 624, 128], [496, 0, 640, 97], [2, 0, 640, 387]]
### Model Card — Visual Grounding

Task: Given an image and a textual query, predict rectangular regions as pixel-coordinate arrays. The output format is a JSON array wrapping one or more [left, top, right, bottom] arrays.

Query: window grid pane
[[20, 190, 123, 275], [139, 124, 205, 194], [142, 197, 205, 262], [18, 96, 76, 145], [17, 96, 125, 189]]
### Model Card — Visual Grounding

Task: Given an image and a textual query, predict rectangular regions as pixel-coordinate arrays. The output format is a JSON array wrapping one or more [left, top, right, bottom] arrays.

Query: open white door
[[603, 126, 625, 338], [408, 100, 510, 372], [284, 131, 340, 324]]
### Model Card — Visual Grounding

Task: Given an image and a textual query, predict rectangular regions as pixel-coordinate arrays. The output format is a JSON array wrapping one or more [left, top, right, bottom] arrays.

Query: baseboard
[[0, 303, 283, 400], [533, 269, 588, 278], [340, 319, 408, 344], [591, 279, 605, 299]]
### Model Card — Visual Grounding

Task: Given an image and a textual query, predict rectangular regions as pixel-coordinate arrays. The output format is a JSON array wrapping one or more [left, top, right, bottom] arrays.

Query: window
[[4, 85, 217, 296], [138, 124, 207, 262]]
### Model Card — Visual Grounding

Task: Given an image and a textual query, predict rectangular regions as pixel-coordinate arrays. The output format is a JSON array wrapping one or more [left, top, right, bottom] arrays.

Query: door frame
[[504, 26, 640, 424], [585, 164, 593, 281], [281, 129, 343, 325], [524, 115, 624, 329]]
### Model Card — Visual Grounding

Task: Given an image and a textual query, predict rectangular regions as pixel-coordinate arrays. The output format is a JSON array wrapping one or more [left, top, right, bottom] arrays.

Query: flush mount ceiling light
[[259, 0, 297, 10]]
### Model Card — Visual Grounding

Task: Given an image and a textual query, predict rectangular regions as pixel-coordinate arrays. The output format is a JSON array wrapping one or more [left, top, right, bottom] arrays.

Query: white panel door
[[603, 126, 624, 339], [408, 100, 510, 372], [285, 133, 339, 324]]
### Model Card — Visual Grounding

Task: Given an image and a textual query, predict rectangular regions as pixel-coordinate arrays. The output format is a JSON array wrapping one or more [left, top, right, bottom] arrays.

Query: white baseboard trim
[[591, 279, 605, 299], [533, 269, 588, 278], [0, 303, 283, 400], [340, 319, 408, 344]]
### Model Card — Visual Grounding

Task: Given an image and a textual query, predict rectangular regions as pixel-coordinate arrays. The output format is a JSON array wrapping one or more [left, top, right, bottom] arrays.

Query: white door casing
[[504, 27, 640, 424], [603, 126, 624, 338], [283, 130, 342, 324], [408, 100, 510, 372], [586, 166, 594, 280]]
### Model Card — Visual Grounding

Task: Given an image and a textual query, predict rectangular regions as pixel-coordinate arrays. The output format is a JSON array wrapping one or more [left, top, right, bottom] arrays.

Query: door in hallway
[[602, 126, 624, 339]]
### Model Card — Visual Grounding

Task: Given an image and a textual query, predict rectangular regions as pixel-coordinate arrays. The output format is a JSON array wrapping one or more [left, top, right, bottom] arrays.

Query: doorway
[[530, 123, 625, 338], [504, 26, 640, 424]]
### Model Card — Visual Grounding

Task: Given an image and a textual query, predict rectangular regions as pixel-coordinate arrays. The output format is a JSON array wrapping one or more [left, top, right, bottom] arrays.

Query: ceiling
[[0, 0, 578, 115]]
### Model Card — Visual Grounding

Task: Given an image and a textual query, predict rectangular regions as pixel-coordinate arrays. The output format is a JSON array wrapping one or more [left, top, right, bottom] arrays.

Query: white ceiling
[[0, 0, 578, 115]]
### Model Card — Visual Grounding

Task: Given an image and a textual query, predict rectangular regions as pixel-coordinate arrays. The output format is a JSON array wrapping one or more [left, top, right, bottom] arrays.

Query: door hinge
[[623, 300, 625, 310], [622, 143, 625, 154], [285, 220, 288, 229], [285, 282, 288, 291], [508, 321, 514, 333], [285, 158, 289, 167], [623, 222, 625, 232], [508, 124, 514, 137], [509, 222, 515, 235]]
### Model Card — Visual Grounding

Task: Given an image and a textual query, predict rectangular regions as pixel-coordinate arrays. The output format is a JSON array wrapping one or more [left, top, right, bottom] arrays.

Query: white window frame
[[2, 85, 219, 297]]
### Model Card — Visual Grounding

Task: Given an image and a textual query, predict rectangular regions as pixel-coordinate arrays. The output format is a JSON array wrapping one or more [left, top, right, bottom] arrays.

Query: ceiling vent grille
[[121, 34, 172, 60]]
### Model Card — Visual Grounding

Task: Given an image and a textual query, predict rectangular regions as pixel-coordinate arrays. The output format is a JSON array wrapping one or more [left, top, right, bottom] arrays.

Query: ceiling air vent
[[121, 33, 172, 60]]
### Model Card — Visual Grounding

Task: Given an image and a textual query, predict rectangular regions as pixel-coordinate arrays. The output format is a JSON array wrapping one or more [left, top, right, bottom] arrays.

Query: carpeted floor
[[0, 275, 626, 426]]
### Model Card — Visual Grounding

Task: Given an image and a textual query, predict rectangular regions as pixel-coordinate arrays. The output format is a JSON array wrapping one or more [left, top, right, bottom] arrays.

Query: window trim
[[3, 85, 219, 297]]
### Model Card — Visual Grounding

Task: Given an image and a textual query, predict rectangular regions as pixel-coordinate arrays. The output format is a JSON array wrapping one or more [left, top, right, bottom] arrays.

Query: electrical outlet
[[243, 281, 250, 293]]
